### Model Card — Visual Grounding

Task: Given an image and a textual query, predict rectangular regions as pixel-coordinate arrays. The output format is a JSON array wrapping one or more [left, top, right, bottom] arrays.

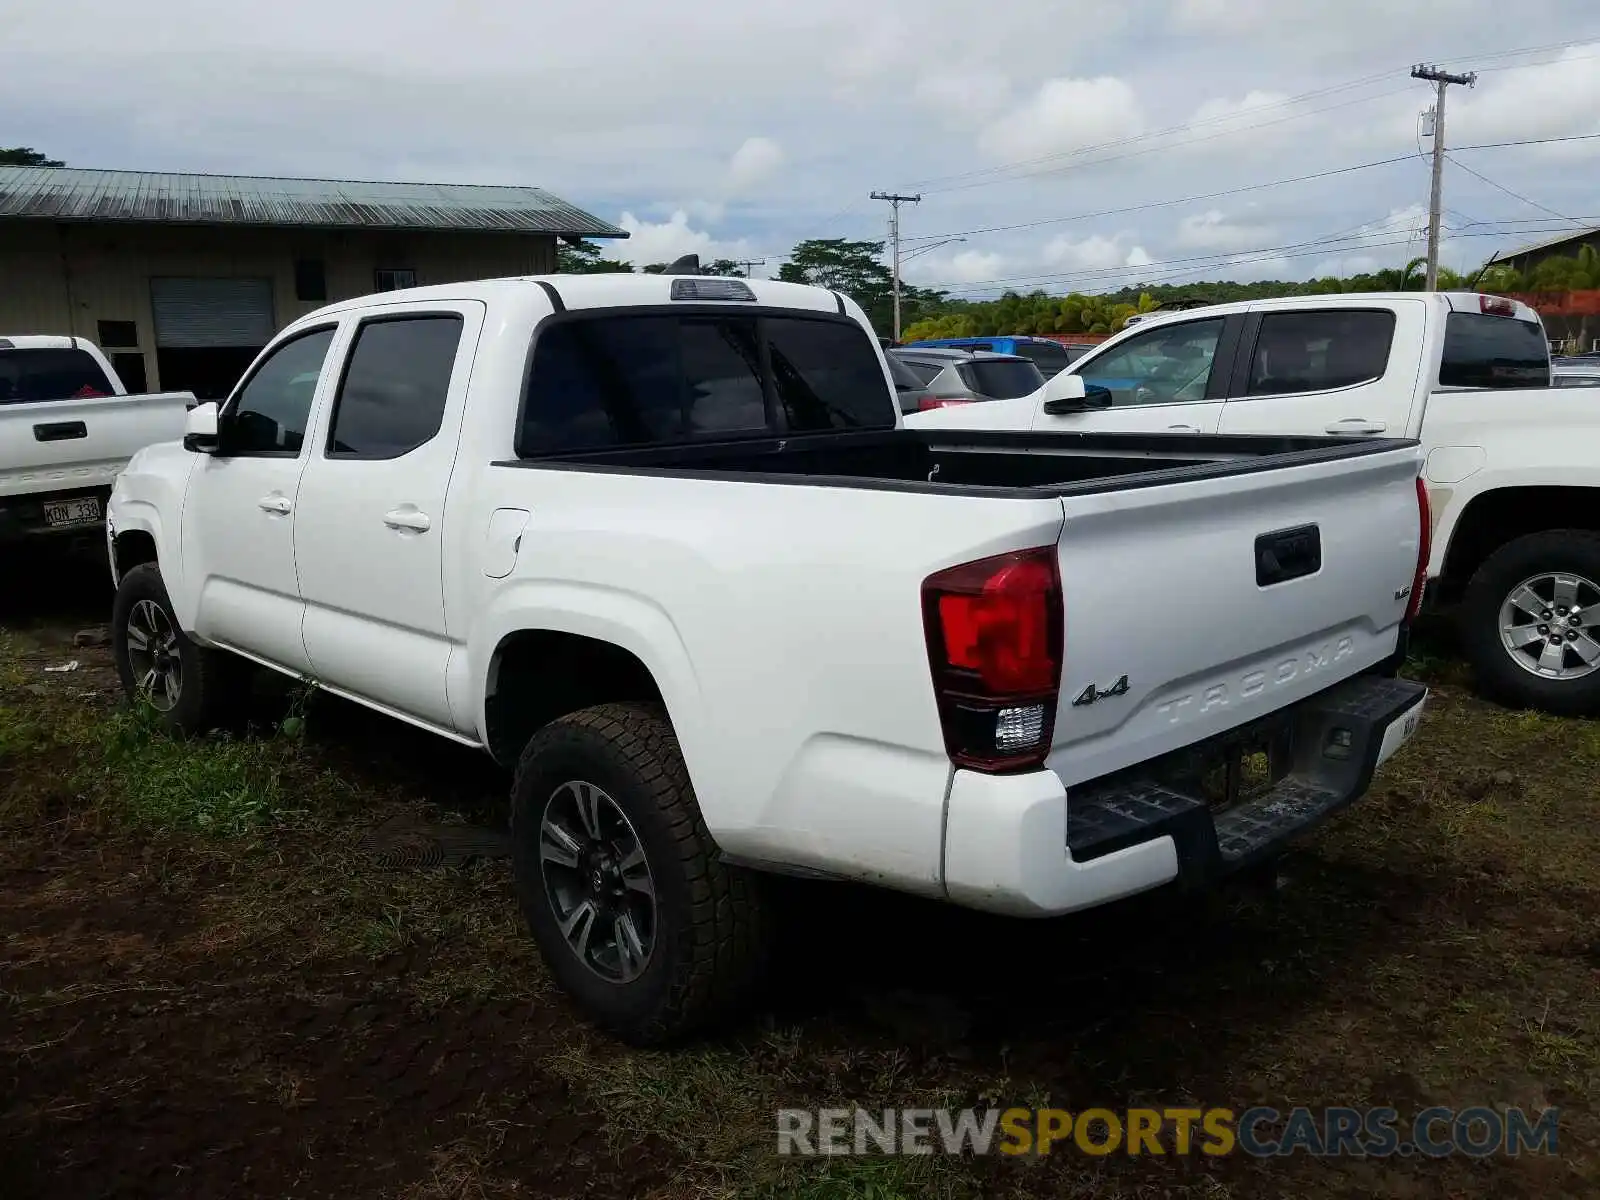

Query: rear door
[[1045, 440, 1425, 787], [1217, 300, 1424, 436]]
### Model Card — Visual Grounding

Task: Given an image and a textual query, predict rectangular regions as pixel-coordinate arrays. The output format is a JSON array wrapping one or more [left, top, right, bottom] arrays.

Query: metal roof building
[[0, 166, 627, 398], [0, 167, 626, 237]]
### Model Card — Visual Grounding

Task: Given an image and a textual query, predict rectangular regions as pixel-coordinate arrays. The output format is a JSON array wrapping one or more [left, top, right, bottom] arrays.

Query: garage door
[[149, 277, 276, 348]]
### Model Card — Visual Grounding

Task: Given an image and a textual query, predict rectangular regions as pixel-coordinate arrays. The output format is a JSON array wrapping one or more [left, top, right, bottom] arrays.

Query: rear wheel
[[510, 703, 768, 1045], [1459, 530, 1600, 716], [112, 563, 244, 734]]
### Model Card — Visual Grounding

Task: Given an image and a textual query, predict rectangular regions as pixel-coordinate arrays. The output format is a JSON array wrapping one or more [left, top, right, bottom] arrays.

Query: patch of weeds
[[760, 1153, 972, 1200], [93, 703, 308, 835]]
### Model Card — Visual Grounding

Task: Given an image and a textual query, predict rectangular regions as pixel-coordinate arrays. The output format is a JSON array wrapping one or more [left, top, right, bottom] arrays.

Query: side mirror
[[1041, 374, 1114, 415], [182, 402, 220, 453]]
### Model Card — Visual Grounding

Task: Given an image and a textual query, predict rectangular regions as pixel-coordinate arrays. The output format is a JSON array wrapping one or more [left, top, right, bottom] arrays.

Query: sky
[[5, 0, 1600, 296]]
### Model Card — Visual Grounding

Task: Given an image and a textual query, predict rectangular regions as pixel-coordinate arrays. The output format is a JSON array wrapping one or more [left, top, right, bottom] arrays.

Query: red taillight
[[1408, 474, 1431, 622], [923, 548, 1063, 772], [1479, 295, 1516, 317], [917, 396, 973, 412]]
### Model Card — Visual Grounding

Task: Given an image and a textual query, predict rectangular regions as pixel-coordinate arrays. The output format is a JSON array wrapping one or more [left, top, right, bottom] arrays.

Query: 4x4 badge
[[1073, 674, 1130, 707]]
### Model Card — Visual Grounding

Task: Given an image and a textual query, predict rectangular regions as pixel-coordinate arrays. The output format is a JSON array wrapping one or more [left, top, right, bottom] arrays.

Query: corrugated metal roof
[[0, 167, 627, 238], [1487, 225, 1600, 263]]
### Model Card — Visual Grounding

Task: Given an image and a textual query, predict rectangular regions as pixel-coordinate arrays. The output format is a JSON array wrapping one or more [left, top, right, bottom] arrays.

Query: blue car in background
[[905, 335, 1093, 378]]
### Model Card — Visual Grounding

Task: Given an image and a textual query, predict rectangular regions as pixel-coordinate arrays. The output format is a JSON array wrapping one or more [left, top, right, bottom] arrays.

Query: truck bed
[[508, 427, 1417, 496]]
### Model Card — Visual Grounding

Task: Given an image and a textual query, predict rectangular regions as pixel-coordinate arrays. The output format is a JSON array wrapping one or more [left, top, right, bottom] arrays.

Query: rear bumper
[[0, 486, 109, 542], [942, 673, 1427, 916]]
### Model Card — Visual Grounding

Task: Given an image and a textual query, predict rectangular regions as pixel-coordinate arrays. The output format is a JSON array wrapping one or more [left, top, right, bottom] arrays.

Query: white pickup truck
[[912, 292, 1600, 715], [106, 274, 1428, 1043], [0, 335, 192, 543]]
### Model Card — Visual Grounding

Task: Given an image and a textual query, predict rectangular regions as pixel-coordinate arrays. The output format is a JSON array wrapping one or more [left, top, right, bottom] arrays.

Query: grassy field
[[2, 553, 1597, 1197]]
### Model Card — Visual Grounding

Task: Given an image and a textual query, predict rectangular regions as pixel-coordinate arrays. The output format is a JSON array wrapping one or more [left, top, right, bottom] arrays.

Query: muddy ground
[[2, 544, 1597, 1198]]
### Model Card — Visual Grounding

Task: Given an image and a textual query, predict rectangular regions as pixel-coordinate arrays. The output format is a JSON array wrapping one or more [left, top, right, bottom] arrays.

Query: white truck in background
[[0, 335, 192, 544], [107, 273, 1428, 1043], [911, 291, 1600, 716]]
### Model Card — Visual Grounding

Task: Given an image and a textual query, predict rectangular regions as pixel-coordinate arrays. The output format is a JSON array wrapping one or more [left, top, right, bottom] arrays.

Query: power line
[[902, 132, 1600, 247], [1442, 154, 1582, 226]]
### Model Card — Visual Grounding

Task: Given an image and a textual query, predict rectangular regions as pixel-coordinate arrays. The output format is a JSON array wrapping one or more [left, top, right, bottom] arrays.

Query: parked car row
[[93, 272, 1430, 1044], [910, 290, 1600, 715]]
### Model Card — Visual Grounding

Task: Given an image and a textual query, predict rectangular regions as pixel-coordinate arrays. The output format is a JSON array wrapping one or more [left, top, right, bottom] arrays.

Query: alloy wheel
[[538, 780, 657, 983]]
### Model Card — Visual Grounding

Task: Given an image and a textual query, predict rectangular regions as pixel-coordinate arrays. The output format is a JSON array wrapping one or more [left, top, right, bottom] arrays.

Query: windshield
[[0, 348, 115, 404]]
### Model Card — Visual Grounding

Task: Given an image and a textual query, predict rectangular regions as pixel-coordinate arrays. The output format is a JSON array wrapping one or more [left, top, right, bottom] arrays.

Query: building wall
[[0, 222, 557, 389]]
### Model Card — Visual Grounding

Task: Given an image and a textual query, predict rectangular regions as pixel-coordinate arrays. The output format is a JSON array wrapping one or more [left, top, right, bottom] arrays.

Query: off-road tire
[[111, 563, 245, 735], [1459, 529, 1600, 716], [509, 702, 768, 1045]]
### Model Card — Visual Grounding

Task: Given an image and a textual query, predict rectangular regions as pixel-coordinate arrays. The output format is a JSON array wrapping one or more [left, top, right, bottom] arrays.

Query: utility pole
[[1411, 63, 1476, 291], [870, 191, 921, 340], [733, 258, 765, 278]]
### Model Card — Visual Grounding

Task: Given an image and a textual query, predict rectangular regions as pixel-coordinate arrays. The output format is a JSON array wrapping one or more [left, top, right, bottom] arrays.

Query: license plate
[[43, 497, 101, 527]]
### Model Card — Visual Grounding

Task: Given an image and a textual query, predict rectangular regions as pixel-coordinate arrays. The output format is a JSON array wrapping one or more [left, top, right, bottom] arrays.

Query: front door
[[181, 325, 341, 673], [1042, 315, 1233, 434], [292, 306, 482, 729]]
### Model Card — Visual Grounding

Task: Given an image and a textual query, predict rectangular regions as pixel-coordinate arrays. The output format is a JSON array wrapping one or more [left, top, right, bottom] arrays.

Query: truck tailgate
[[0, 393, 191, 498], [1046, 441, 1423, 787]]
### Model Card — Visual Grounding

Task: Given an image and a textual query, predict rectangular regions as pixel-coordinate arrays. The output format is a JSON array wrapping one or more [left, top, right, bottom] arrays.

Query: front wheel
[[1459, 530, 1600, 716], [509, 703, 768, 1045], [111, 563, 244, 734]]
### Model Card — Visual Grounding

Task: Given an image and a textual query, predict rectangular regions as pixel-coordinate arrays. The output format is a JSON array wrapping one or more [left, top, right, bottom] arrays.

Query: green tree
[[703, 258, 748, 277], [555, 239, 634, 274], [0, 147, 64, 167]]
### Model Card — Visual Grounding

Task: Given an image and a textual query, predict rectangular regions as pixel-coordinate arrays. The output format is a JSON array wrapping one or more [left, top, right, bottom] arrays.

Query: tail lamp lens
[[1408, 474, 1431, 622], [923, 548, 1063, 772]]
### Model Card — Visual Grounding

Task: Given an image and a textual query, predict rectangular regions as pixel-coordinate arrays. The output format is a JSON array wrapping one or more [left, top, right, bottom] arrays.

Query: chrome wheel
[[539, 780, 657, 983], [1498, 571, 1600, 681], [124, 599, 182, 711]]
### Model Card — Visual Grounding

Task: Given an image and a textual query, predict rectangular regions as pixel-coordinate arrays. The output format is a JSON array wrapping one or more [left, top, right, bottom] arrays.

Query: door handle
[[1167, 424, 1200, 432], [257, 496, 292, 515], [34, 421, 88, 442], [1324, 418, 1386, 435], [383, 508, 432, 533]]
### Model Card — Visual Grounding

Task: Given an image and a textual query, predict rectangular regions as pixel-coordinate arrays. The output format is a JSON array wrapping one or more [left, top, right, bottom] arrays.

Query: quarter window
[[328, 316, 463, 458], [1246, 310, 1395, 395]]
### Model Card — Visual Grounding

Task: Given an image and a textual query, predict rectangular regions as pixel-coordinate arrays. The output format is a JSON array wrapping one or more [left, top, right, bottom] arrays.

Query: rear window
[[1013, 341, 1070, 375], [1439, 313, 1550, 388], [518, 312, 892, 455], [0, 348, 115, 404], [957, 358, 1046, 399]]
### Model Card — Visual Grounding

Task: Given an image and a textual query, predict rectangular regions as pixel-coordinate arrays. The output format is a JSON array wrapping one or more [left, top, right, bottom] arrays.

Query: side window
[[897, 359, 942, 385], [225, 327, 336, 455], [1246, 310, 1395, 395], [327, 315, 463, 458], [1078, 318, 1226, 407]]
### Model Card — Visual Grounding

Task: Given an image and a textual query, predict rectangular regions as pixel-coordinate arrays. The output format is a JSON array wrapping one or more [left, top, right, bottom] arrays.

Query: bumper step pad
[[1066, 674, 1426, 885]]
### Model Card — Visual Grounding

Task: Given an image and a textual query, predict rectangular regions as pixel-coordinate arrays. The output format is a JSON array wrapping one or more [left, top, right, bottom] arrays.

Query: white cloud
[[979, 76, 1143, 162], [905, 249, 1007, 285], [915, 71, 1012, 128], [611, 209, 751, 267], [1445, 43, 1600, 153], [726, 136, 785, 191], [1189, 90, 1289, 126], [1042, 232, 1150, 271], [1174, 209, 1272, 251]]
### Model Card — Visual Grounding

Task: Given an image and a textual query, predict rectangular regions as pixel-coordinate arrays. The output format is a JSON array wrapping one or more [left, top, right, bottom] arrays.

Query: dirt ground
[[2, 545, 1597, 1198]]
